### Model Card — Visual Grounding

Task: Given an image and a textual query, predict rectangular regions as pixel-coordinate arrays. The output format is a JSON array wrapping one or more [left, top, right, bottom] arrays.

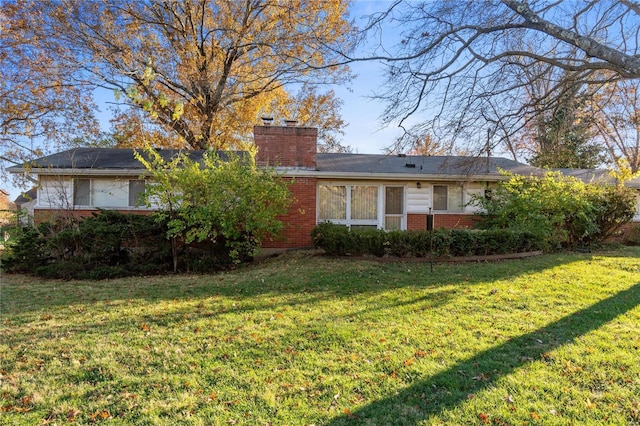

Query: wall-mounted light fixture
[[416, 182, 422, 189]]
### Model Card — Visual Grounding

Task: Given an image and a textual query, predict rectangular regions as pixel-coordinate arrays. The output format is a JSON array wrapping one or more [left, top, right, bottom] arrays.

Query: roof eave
[[278, 169, 510, 182], [8, 167, 148, 177]]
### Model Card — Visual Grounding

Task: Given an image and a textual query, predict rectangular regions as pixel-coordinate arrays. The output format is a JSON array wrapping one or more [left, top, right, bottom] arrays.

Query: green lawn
[[1, 248, 639, 425]]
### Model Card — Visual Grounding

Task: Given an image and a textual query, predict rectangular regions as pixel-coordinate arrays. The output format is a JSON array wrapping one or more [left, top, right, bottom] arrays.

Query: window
[[318, 184, 378, 228], [129, 180, 146, 207], [318, 185, 346, 220], [351, 186, 378, 221], [318, 184, 405, 230], [433, 185, 464, 212], [73, 179, 91, 206], [384, 186, 404, 230], [72, 178, 133, 208]]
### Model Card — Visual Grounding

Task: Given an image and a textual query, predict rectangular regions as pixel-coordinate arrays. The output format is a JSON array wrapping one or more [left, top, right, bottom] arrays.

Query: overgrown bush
[[0, 210, 254, 279], [311, 222, 543, 257], [135, 146, 291, 271], [472, 172, 637, 249]]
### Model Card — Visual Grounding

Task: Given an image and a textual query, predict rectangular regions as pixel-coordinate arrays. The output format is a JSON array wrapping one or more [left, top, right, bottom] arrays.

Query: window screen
[[129, 180, 146, 207], [318, 185, 346, 220], [433, 185, 448, 210], [73, 179, 91, 206], [351, 186, 378, 220]]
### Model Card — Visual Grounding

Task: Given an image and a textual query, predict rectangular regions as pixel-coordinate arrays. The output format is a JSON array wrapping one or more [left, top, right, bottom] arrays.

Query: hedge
[[1, 210, 252, 279], [311, 222, 544, 257]]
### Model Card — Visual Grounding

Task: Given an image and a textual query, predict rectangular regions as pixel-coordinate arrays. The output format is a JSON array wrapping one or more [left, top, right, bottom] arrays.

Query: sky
[[4, 1, 405, 201]]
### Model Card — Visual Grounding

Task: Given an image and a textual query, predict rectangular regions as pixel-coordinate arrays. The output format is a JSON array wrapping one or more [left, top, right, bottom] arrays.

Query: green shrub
[[312, 223, 543, 258], [1, 210, 249, 279], [311, 222, 351, 256], [1, 225, 49, 273], [472, 171, 637, 249]]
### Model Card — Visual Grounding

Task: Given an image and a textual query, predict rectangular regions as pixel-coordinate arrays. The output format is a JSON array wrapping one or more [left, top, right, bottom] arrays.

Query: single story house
[[9, 123, 640, 249]]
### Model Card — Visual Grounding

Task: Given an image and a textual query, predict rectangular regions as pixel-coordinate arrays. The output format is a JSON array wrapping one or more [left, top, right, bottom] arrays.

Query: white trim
[[432, 183, 465, 213], [317, 182, 407, 230]]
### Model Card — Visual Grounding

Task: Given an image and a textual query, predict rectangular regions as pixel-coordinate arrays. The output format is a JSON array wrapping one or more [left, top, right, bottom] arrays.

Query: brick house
[[9, 123, 640, 249]]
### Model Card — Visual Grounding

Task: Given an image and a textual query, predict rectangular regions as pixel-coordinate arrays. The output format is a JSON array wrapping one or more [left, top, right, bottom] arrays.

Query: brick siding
[[407, 213, 427, 230], [407, 213, 480, 230], [262, 177, 317, 248], [254, 125, 317, 168]]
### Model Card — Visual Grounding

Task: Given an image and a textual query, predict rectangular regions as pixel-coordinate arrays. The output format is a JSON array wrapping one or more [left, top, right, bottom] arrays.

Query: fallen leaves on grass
[[90, 410, 111, 422], [472, 372, 490, 381]]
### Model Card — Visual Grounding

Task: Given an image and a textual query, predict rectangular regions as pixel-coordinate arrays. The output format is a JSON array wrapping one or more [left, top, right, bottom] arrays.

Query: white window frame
[[317, 183, 406, 230], [432, 184, 465, 212]]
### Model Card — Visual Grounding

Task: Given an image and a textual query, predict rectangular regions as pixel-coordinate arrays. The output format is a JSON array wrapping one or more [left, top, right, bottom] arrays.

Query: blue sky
[[332, 1, 407, 154]]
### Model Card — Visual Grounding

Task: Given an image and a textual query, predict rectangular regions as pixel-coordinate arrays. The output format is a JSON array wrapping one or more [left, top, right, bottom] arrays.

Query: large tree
[[1, 0, 354, 168], [588, 80, 640, 173], [361, 0, 640, 158], [0, 3, 99, 169]]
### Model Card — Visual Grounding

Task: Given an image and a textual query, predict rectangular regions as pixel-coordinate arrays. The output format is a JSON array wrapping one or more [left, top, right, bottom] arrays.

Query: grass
[[1, 247, 639, 425]]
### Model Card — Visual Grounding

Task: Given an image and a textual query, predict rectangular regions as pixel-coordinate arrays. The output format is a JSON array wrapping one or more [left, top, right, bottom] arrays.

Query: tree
[[406, 134, 450, 156], [588, 80, 640, 173], [108, 107, 185, 149], [268, 84, 351, 153], [4, 0, 353, 155], [0, 189, 16, 228], [525, 72, 605, 169], [361, 1, 640, 155], [0, 3, 99, 173], [135, 146, 291, 271]]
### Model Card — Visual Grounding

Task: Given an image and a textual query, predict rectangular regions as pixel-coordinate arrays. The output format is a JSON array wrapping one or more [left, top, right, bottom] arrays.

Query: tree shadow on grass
[[327, 281, 640, 425]]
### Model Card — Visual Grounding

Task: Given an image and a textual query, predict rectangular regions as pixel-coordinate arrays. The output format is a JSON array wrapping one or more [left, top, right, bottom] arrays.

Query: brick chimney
[[254, 124, 317, 169]]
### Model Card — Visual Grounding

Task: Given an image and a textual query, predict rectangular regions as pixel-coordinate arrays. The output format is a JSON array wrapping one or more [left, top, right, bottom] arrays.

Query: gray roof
[[6, 148, 243, 171], [14, 187, 37, 205], [12, 148, 186, 170], [9, 148, 639, 188], [316, 153, 544, 177]]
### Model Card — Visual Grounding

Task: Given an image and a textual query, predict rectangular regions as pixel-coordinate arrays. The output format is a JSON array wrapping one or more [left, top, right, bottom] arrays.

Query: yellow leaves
[[139, 323, 150, 332], [562, 359, 583, 375], [90, 409, 111, 421], [172, 102, 184, 121], [585, 398, 597, 409]]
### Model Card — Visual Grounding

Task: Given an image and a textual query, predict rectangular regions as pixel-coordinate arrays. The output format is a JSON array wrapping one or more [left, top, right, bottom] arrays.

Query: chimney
[[254, 124, 317, 169]]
